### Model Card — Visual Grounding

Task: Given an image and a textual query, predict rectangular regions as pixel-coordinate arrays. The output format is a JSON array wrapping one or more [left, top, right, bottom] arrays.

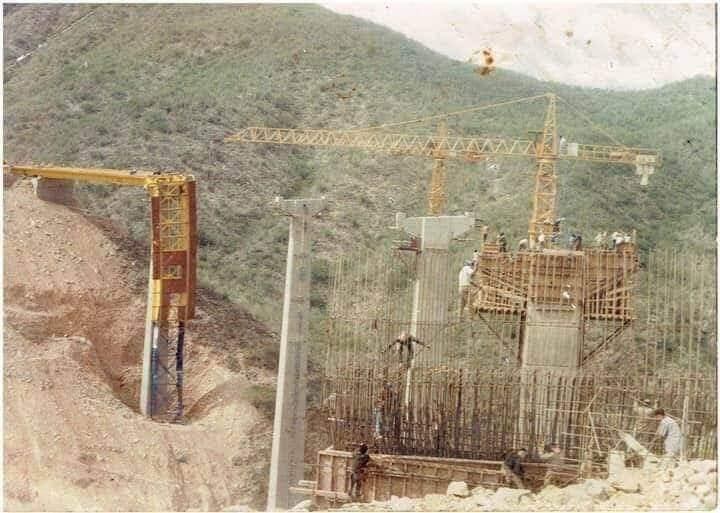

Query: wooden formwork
[[471, 245, 638, 321], [308, 449, 555, 508]]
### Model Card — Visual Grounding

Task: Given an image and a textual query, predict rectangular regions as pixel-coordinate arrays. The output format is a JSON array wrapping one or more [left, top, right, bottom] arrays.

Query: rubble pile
[[312, 459, 718, 512]]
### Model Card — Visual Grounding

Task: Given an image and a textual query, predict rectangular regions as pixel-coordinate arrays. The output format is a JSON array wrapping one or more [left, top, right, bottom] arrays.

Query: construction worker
[[652, 408, 683, 459], [385, 331, 427, 368], [497, 232, 507, 252], [472, 249, 481, 269], [594, 231, 608, 248], [540, 442, 566, 486], [559, 135, 567, 155], [561, 284, 576, 310], [611, 231, 624, 249], [348, 443, 371, 499], [569, 233, 582, 251], [551, 218, 563, 243], [536, 231, 546, 250], [458, 261, 474, 315], [502, 448, 528, 489], [481, 225, 489, 244]]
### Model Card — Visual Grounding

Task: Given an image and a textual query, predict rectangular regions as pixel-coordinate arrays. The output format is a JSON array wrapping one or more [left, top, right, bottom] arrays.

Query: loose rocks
[[446, 481, 470, 498]]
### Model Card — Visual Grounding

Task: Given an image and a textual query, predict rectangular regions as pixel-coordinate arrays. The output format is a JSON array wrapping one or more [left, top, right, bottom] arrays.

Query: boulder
[[471, 485, 490, 496], [693, 484, 712, 497], [611, 491, 649, 509], [707, 471, 718, 488], [687, 472, 707, 486], [702, 492, 717, 510], [690, 460, 717, 475], [458, 492, 492, 511], [290, 499, 313, 511], [447, 481, 470, 498], [677, 492, 705, 510], [413, 494, 450, 512], [389, 495, 415, 512], [609, 468, 642, 493], [607, 451, 626, 480], [488, 487, 531, 508], [580, 479, 612, 501]]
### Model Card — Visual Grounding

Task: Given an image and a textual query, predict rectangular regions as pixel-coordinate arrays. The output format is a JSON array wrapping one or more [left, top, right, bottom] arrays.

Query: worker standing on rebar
[[569, 233, 582, 251], [611, 231, 624, 249], [348, 443, 371, 499], [551, 218, 563, 244], [472, 249, 481, 269], [385, 331, 427, 368], [595, 231, 608, 248], [561, 284, 576, 310], [652, 408, 683, 460], [536, 231, 546, 250], [497, 232, 507, 252], [559, 135, 567, 155], [458, 261, 475, 315], [503, 448, 528, 489]]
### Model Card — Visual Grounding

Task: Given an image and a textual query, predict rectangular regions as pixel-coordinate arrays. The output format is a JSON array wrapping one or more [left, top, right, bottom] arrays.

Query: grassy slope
[[4, 4, 716, 331]]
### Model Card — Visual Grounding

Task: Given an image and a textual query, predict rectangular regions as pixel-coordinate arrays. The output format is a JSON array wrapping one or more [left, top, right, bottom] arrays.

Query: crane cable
[[556, 95, 625, 147], [345, 93, 550, 132]]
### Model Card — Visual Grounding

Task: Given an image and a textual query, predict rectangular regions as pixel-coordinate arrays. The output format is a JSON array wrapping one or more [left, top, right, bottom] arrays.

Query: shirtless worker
[[384, 331, 427, 368], [502, 448, 528, 489], [348, 443, 371, 499]]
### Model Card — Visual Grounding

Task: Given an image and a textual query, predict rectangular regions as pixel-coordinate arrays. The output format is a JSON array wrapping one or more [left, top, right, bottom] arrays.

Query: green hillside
[[4, 4, 716, 329]]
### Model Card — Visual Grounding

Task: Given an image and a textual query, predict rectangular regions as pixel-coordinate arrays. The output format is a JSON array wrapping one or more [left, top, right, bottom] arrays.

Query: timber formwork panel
[[471, 246, 638, 322], [312, 449, 555, 507]]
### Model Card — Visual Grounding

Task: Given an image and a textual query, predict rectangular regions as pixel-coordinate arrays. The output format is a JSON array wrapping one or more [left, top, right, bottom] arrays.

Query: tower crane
[[225, 93, 661, 246], [3, 163, 197, 420]]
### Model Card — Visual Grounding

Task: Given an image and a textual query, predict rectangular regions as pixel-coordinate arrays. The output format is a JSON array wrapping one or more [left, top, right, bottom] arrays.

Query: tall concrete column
[[267, 197, 325, 511], [395, 214, 474, 421], [399, 214, 475, 367]]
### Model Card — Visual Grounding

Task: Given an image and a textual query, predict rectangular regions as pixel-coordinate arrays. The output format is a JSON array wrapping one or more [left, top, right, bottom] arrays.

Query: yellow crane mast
[[4, 163, 197, 420], [225, 93, 661, 245]]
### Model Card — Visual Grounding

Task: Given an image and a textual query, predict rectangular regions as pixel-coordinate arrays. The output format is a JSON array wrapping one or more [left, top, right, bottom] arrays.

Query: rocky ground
[[3, 179, 277, 511], [287, 459, 717, 512]]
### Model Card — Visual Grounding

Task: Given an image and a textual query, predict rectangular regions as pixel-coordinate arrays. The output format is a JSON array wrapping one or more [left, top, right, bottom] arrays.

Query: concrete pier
[[399, 214, 475, 366], [267, 197, 325, 511]]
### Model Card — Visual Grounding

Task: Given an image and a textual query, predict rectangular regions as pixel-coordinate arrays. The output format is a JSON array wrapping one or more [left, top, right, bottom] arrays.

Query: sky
[[322, 2, 716, 90]]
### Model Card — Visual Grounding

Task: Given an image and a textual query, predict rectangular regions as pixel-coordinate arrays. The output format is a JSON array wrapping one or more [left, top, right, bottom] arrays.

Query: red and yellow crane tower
[[4, 164, 197, 420]]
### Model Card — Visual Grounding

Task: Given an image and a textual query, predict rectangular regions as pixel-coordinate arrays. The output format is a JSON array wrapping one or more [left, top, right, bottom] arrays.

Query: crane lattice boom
[[226, 127, 661, 168]]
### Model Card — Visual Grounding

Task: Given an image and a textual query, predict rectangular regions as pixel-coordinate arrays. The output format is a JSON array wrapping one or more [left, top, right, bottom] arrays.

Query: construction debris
[[291, 458, 717, 511]]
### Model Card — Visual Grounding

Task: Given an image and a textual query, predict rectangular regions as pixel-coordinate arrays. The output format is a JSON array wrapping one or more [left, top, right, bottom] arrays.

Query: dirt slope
[[4, 179, 277, 511]]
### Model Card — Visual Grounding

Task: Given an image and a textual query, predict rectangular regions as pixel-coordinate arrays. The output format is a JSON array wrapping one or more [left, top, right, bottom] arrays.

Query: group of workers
[[487, 222, 634, 255], [502, 407, 684, 490], [347, 406, 683, 500], [595, 230, 634, 250], [502, 443, 566, 489]]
